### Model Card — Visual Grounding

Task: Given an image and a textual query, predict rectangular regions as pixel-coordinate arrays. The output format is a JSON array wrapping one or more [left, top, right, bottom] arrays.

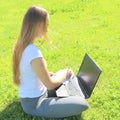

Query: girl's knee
[[72, 96, 89, 111], [80, 97, 89, 107]]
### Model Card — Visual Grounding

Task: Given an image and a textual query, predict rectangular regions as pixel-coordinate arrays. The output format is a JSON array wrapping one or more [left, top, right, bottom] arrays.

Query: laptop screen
[[77, 53, 102, 97]]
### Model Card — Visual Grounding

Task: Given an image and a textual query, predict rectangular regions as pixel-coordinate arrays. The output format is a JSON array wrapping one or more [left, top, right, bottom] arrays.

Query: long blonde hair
[[12, 5, 49, 85]]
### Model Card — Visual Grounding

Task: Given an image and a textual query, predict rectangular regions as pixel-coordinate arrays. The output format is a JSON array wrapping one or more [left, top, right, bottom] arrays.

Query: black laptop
[[56, 53, 102, 99]]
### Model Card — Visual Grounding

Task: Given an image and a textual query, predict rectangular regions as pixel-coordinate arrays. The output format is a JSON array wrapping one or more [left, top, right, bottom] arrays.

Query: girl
[[12, 5, 88, 118]]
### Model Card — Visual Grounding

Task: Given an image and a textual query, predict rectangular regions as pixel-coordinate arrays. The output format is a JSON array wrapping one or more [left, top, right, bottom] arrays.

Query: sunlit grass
[[0, 0, 120, 120]]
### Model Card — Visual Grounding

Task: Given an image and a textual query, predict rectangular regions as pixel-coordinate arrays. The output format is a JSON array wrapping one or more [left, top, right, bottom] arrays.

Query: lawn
[[0, 0, 120, 120]]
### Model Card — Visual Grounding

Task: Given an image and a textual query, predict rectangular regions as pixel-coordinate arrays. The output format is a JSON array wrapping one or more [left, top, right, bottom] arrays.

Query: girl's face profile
[[36, 22, 48, 38], [36, 23, 44, 38]]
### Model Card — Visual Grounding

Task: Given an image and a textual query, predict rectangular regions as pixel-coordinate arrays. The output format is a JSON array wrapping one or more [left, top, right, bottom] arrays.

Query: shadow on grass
[[0, 100, 84, 120]]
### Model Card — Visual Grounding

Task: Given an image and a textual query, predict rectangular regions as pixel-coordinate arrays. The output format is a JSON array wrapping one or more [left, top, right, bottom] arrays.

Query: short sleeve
[[25, 44, 43, 63]]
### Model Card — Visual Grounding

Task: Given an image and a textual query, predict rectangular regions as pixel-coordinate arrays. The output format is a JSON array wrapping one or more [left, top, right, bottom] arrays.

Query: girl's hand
[[66, 69, 73, 79], [49, 72, 56, 77], [56, 69, 73, 80]]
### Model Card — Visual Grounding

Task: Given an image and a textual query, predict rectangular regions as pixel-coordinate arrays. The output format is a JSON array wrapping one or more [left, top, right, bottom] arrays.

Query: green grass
[[0, 0, 120, 119]]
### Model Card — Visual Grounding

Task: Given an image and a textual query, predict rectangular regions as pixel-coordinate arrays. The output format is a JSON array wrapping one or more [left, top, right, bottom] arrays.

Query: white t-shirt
[[19, 44, 47, 98]]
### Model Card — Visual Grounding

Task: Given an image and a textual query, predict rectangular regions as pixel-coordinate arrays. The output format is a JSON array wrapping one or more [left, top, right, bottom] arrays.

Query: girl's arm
[[31, 57, 72, 90]]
